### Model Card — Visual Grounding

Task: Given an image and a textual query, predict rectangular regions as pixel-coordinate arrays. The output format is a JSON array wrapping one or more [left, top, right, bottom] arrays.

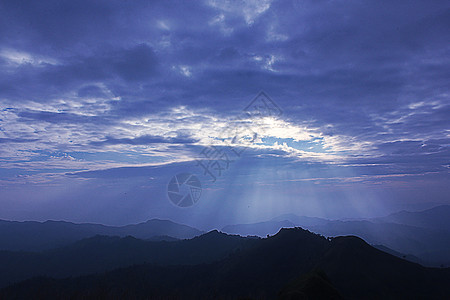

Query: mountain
[[372, 244, 422, 264], [222, 215, 330, 237], [222, 219, 296, 236], [314, 235, 450, 299], [271, 214, 330, 227], [278, 270, 344, 300], [1, 228, 449, 299], [222, 206, 450, 266], [222, 217, 450, 266], [114, 219, 204, 240], [373, 205, 450, 231], [309, 220, 450, 266], [0, 219, 203, 251], [146, 235, 179, 241], [0, 230, 259, 288]]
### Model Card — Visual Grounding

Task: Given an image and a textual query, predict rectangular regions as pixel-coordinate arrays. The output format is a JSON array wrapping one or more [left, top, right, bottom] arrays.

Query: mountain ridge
[[0, 218, 203, 252], [0, 229, 259, 288], [221, 205, 450, 266], [1, 227, 449, 299]]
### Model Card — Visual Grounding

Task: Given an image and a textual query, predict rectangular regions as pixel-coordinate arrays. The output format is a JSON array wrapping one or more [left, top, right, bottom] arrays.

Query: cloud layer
[[0, 0, 449, 225]]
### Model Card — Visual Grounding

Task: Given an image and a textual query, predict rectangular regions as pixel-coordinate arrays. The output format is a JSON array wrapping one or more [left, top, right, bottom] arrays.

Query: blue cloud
[[0, 0, 449, 224]]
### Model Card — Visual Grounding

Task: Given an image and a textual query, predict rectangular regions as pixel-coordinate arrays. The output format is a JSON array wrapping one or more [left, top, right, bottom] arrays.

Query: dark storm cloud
[[43, 43, 159, 83], [0, 0, 448, 134], [0, 43, 159, 102], [1, 0, 447, 119]]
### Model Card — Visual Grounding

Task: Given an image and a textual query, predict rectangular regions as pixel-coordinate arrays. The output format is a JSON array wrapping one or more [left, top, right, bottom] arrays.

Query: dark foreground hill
[[0, 230, 258, 288], [1, 228, 449, 299]]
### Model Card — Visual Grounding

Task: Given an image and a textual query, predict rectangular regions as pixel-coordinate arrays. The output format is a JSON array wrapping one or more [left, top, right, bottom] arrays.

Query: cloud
[[0, 0, 449, 223], [207, 0, 273, 25], [91, 135, 198, 146], [0, 138, 39, 143]]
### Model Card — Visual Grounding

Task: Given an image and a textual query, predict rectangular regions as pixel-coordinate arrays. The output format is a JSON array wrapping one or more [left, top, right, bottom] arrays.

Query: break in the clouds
[[0, 0, 449, 226]]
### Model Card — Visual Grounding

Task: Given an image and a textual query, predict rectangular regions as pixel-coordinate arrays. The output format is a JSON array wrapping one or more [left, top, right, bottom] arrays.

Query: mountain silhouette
[[372, 244, 422, 264], [0, 218, 203, 251], [374, 205, 450, 230], [0, 230, 258, 288], [278, 270, 344, 300], [271, 214, 330, 227], [309, 220, 450, 266], [222, 219, 297, 236], [1, 227, 449, 299], [222, 206, 450, 266]]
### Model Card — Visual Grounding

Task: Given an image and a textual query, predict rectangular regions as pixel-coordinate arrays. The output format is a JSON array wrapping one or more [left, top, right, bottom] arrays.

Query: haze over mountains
[[222, 205, 450, 267], [374, 205, 450, 230], [0, 205, 449, 299], [0, 219, 203, 251], [1, 228, 449, 299], [1, 206, 449, 268]]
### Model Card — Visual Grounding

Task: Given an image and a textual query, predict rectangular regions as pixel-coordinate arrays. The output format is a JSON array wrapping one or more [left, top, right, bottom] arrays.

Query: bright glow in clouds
[[207, 0, 273, 25], [0, 49, 58, 66]]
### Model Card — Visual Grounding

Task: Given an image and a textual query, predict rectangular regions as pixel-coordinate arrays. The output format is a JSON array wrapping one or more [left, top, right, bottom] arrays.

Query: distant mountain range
[[1, 205, 449, 267], [222, 219, 297, 236], [0, 219, 203, 251], [221, 205, 450, 266], [308, 220, 450, 266], [373, 205, 450, 230], [1, 228, 449, 299], [1, 205, 450, 298]]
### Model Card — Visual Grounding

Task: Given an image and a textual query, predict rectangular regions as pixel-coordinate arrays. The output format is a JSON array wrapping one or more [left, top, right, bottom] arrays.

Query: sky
[[0, 0, 449, 229]]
